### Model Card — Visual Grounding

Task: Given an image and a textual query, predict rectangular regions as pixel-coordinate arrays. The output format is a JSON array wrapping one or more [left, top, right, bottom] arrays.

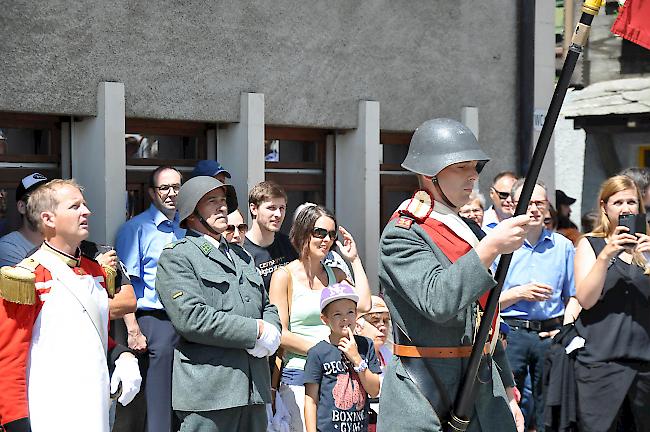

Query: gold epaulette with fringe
[[102, 265, 117, 298], [0, 257, 39, 305]]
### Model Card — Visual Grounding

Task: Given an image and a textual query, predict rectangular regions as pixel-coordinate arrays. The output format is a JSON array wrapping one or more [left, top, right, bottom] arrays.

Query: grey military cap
[[176, 176, 238, 225]]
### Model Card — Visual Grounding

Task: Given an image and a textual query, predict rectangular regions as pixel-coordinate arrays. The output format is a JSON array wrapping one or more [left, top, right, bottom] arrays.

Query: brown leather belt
[[393, 343, 490, 358]]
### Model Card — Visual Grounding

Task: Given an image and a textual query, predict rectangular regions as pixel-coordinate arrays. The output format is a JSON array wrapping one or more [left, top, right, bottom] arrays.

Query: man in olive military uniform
[[377, 119, 530, 431], [155, 176, 281, 432]]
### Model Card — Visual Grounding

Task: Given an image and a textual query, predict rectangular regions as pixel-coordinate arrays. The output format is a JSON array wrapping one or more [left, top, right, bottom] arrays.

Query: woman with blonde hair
[[573, 175, 650, 432], [269, 204, 371, 431]]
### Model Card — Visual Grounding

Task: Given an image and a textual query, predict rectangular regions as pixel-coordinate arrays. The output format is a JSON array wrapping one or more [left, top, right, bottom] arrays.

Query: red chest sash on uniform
[[390, 193, 498, 348]]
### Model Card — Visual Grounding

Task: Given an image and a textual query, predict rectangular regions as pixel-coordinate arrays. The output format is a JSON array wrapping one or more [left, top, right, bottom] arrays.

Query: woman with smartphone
[[269, 204, 371, 431], [573, 175, 650, 432]]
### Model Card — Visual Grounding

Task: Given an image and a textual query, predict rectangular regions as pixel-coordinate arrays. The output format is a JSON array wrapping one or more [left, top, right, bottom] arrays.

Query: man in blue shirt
[[115, 165, 185, 432], [482, 171, 517, 232], [498, 179, 581, 432]]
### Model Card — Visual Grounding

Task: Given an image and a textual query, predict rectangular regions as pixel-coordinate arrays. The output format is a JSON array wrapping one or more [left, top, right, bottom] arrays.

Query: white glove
[[259, 321, 281, 353], [247, 341, 271, 358], [110, 354, 142, 406], [246, 320, 282, 358]]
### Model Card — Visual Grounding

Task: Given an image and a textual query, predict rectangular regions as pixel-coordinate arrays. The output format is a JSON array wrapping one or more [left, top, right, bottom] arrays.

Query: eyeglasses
[[154, 184, 181, 196], [224, 223, 248, 236], [514, 200, 548, 209], [491, 188, 510, 200], [312, 227, 337, 240]]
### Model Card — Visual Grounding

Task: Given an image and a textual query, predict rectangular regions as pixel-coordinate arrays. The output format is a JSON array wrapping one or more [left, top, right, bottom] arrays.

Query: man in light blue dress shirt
[[497, 179, 581, 432], [115, 166, 185, 432]]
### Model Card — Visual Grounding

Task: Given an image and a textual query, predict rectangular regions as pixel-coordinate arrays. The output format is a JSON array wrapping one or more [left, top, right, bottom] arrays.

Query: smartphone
[[618, 214, 647, 249], [636, 213, 648, 235], [618, 214, 637, 236]]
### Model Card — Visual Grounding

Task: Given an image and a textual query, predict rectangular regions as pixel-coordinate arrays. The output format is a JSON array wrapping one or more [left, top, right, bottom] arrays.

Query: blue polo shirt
[[115, 204, 185, 310], [497, 229, 576, 321]]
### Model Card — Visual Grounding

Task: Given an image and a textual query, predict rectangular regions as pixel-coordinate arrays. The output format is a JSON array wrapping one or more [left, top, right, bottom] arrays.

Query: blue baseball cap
[[191, 160, 231, 179]]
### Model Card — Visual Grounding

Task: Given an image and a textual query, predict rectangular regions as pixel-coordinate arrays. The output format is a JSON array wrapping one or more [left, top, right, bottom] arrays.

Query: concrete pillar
[[461, 106, 479, 140], [206, 128, 216, 160], [325, 134, 335, 210], [71, 82, 126, 245], [217, 93, 265, 221], [335, 101, 380, 292], [60, 120, 71, 179], [535, 0, 556, 192]]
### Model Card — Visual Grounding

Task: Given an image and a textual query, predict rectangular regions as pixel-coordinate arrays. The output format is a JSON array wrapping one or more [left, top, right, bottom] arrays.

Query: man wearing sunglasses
[[483, 171, 518, 232], [497, 179, 580, 432], [115, 165, 185, 432]]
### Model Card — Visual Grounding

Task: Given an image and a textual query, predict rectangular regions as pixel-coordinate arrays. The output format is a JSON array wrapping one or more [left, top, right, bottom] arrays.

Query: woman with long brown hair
[[269, 204, 371, 431], [573, 175, 650, 432]]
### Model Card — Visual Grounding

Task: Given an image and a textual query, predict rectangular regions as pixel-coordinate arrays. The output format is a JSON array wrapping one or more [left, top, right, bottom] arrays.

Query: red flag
[[611, 0, 650, 51]]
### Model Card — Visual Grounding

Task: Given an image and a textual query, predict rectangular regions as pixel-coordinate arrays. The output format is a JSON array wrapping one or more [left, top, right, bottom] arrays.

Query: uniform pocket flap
[[200, 272, 230, 284], [242, 268, 264, 287]]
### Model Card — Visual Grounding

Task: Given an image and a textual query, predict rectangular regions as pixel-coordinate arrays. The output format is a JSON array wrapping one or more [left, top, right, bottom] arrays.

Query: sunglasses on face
[[491, 188, 510, 200], [224, 223, 248, 235], [311, 227, 337, 240]]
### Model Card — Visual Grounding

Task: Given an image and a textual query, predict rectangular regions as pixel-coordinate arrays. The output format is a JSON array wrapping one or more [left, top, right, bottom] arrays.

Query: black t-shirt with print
[[304, 336, 381, 432], [243, 233, 298, 292]]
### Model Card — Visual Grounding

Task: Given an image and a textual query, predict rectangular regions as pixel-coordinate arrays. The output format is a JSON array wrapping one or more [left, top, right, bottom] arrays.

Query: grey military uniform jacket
[[156, 231, 281, 412], [377, 218, 516, 432]]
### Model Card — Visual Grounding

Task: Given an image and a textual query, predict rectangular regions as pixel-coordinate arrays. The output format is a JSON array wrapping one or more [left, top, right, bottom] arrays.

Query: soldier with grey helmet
[[155, 176, 281, 432], [377, 118, 530, 431]]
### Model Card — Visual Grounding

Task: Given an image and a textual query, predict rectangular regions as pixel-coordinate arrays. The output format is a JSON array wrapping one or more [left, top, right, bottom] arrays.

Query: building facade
[[556, 2, 650, 225], [0, 0, 556, 288]]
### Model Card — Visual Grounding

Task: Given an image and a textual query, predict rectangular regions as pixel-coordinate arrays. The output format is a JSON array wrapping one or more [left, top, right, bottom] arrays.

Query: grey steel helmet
[[176, 176, 238, 226], [401, 118, 490, 176]]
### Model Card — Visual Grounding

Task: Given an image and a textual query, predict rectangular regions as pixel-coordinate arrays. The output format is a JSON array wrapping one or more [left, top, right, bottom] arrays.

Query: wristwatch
[[353, 359, 368, 373]]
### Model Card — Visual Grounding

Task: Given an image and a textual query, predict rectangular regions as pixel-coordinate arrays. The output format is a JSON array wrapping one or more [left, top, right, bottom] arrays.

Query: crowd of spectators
[[0, 158, 649, 432]]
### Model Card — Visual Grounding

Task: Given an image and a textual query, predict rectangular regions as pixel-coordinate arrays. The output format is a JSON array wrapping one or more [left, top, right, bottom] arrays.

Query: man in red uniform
[[0, 179, 141, 432]]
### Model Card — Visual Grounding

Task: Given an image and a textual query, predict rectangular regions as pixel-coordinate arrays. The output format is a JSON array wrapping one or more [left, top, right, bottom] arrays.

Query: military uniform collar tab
[[202, 233, 223, 249], [42, 241, 80, 267]]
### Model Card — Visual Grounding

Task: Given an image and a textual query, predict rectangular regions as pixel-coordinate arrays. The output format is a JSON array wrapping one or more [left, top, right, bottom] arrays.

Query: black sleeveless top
[[575, 237, 650, 363]]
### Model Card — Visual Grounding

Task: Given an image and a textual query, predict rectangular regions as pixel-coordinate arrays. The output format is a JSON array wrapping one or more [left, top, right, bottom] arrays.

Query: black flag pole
[[446, 1, 603, 430]]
